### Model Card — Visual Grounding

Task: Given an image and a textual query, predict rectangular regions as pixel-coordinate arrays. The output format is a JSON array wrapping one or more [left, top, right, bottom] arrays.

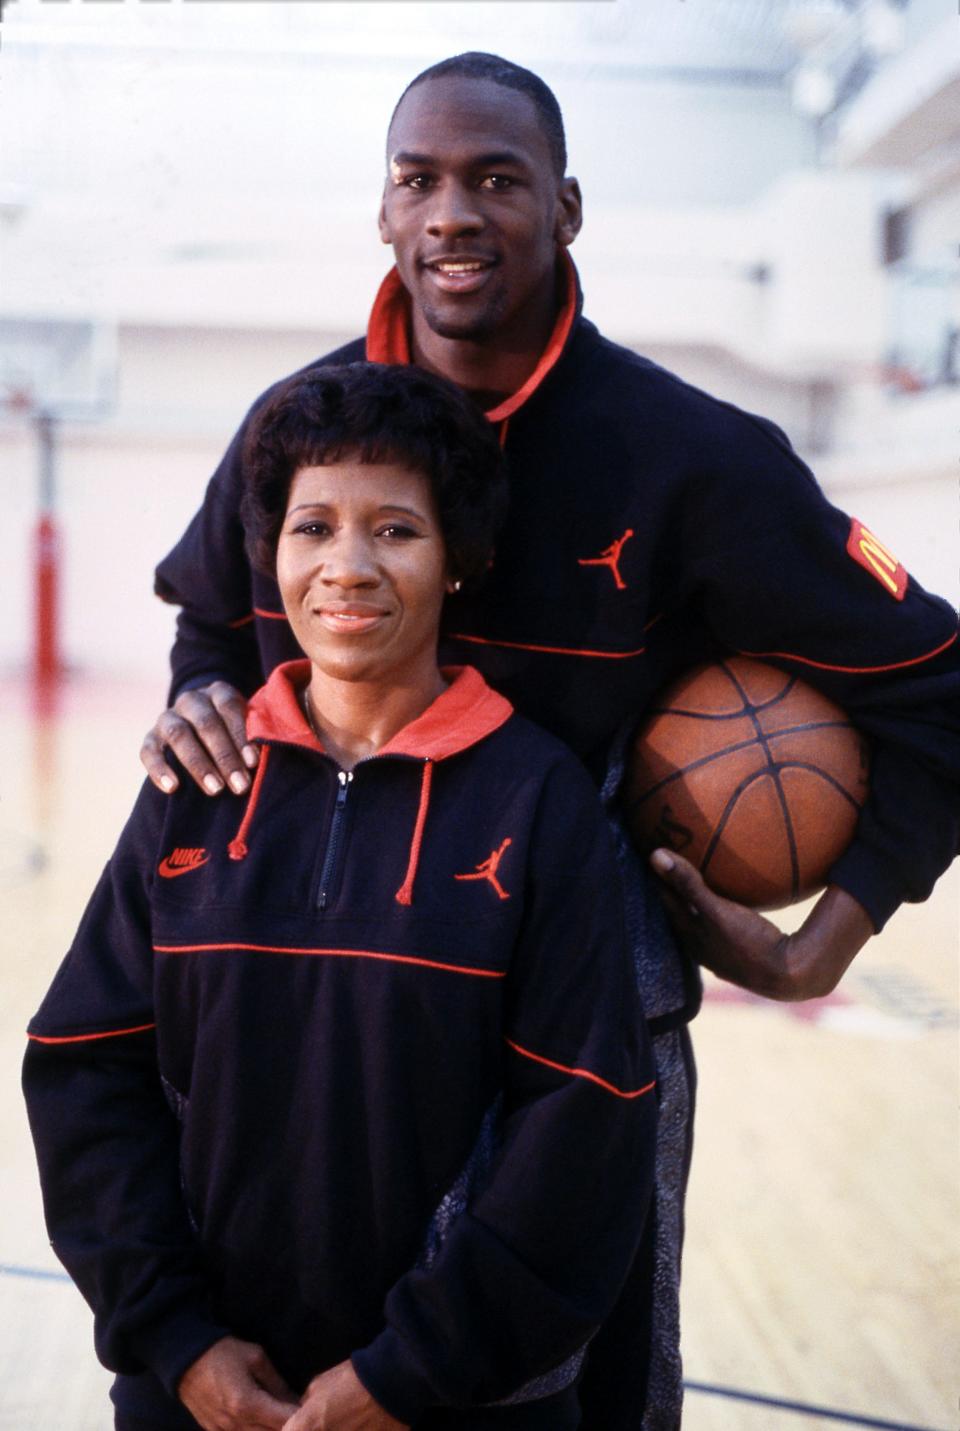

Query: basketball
[[624, 657, 870, 909]]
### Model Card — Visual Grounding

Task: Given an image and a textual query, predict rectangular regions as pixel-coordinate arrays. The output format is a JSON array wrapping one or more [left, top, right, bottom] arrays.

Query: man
[[142, 53, 960, 1430]]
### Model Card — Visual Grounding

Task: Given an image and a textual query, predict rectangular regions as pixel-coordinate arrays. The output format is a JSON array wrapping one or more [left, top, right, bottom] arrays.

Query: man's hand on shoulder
[[650, 849, 874, 1001], [281, 1360, 408, 1431], [140, 680, 257, 796], [177, 1336, 298, 1430]]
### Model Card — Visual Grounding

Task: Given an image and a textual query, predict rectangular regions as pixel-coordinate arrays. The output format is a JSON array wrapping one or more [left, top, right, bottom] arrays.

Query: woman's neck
[[304, 664, 447, 770]]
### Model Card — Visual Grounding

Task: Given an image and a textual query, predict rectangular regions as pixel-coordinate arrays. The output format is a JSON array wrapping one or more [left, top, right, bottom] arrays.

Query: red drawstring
[[228, 745, 271, 861], [497, 416, 510, 449], [395, 760, 433, 906]]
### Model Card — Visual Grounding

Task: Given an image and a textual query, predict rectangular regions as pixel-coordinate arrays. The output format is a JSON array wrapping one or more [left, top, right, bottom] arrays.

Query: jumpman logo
[[578, 528, 635, 590], [455, 837, 513, 901]]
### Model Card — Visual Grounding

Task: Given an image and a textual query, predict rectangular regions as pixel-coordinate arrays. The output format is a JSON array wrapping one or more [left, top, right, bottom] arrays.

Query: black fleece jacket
[[24, 663, 656, 1425], [154, 258, 959, 941]]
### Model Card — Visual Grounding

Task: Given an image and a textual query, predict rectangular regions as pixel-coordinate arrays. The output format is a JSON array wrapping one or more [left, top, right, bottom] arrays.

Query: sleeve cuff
[[170, 673, 226, 699], [128, 1306, 231, 1399], [352, 1328, 441, 1426], [827, 842, 903, 933]]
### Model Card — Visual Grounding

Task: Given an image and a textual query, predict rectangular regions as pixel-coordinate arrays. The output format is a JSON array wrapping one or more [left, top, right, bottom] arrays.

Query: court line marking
[[0, 1268, 947, 1431], [0, 1262, 70, 1283], [685, 1380, 945, 1430]]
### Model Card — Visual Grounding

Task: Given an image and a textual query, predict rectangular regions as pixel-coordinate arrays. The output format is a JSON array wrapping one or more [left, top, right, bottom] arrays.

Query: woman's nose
[[320, 531, 379, 588]]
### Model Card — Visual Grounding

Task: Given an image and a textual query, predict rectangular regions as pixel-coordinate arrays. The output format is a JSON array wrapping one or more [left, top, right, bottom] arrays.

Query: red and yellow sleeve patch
[[846, 519, 907, 601]]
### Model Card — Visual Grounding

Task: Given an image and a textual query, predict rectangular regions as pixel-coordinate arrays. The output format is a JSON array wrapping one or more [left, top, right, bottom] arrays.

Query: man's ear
[[378, 190, 392, 246], [555, 177, 583, 248]]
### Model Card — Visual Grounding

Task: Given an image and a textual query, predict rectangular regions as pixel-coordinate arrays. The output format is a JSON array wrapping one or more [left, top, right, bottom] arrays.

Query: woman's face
[[276, 459, 451, 688]]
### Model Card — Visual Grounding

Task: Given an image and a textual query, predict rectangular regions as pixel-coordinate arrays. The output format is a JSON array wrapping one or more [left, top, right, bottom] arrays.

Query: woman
[[24, 364, 657, 1431]]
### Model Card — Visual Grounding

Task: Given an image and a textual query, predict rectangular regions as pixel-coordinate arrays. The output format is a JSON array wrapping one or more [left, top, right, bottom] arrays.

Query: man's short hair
[[390, 52, 567, 178], [242, 362, 507, 587]]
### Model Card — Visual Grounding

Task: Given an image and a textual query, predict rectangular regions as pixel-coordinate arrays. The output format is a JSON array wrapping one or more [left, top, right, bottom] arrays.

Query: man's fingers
[[650, 848, 710, 918], [207, 682, 259, 771], [152, 708, 228, 795], [140, 682, 253, 797], [247, 1346, 297, 1404], [279, 1409, 309, 1431], [169, 687, 251, 793], [242, 1385, 298, 1430], [139, 729, 181, 793]]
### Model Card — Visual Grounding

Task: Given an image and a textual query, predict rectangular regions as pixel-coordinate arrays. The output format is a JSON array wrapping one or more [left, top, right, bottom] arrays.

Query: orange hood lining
[[365, 250, 580, 425], [246, 660, 513, 762]]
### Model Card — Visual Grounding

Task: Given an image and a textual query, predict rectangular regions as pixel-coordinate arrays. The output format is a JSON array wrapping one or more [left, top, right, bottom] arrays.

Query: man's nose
[[425, 180, 484, 237]]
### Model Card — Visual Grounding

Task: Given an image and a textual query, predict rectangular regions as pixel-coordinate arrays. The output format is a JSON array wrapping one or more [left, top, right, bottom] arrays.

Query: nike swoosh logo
[[158, 854, 210, 879]]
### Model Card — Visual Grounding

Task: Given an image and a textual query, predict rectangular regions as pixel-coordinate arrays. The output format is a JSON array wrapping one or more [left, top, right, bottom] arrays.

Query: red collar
[[365, 250, 580, 424], [247, 661, 513, 761]]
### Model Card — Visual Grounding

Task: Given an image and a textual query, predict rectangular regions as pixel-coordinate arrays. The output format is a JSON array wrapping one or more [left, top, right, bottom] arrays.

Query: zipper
[[316, 769, 353, 911]]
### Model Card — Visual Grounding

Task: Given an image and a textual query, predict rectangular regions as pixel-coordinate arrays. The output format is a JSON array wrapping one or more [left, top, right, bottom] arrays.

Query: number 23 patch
[[846, 519, 908, 601]]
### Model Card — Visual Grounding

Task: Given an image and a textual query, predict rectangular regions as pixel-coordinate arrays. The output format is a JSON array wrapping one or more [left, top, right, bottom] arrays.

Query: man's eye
[[404, 174, 432, 190], [480, 174, 514, 191]]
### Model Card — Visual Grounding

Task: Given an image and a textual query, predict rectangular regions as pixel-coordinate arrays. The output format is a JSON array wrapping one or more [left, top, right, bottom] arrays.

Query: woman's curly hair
[[241, 362, 508, 587]]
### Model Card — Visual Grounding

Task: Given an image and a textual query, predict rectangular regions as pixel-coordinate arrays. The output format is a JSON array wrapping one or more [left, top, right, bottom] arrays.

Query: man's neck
[[409, 286, 559, 410]]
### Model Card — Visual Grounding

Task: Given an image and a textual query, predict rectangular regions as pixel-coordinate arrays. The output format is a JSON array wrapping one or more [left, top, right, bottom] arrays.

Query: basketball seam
[[772, 762, 865, 812], [627, 720, 858, 808], [717, 659, 800, 900], [645, 674, 798, 722], [701, 761, 864, 891]]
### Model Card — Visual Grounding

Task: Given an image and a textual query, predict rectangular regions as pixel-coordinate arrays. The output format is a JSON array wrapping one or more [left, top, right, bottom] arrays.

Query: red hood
[[247, 660, 513, 762], [365, 250, 580, 424]]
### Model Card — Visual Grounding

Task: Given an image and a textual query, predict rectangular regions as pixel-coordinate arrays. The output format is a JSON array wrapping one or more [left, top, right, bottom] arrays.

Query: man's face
[[379, 76, 581, 345]]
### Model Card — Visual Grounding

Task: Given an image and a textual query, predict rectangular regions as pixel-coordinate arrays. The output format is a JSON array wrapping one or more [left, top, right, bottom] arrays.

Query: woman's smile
[[314, 601, 392, 635]]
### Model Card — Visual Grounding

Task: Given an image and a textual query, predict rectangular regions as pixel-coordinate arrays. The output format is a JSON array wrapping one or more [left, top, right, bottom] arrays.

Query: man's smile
[[421, 255, 499, 293]]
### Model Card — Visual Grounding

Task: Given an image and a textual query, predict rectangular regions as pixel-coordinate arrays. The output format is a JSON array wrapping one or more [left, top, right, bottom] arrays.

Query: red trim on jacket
[[484, 256, 578, 423], [505, 1038, 657, 1101], [450, 633, 648, 661], [27, 1022, 156, 1045], [365, 252, 580, 424], [153, 942, 505, 979], [736, 629, 957, 676]]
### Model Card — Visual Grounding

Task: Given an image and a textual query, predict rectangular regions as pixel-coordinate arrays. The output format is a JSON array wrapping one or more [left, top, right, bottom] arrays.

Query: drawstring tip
[[226, 744, 269, 863], [393, 758, 434, 910]]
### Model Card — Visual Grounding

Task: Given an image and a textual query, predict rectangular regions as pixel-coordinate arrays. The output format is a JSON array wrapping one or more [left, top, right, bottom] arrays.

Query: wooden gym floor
[[1, 675, 956, 1431]]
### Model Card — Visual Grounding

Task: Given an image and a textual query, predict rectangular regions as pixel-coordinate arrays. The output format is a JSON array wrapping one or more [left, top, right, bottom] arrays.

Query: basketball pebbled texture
[[624, 656, 871, 909]]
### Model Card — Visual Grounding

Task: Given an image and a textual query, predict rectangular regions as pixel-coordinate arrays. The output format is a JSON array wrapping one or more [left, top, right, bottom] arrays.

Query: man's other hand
[[650, 848, 873, 1001], [177, 1336, 298, 1431], [281, 1360, 409, 1431], [140, 681, 257, 796]]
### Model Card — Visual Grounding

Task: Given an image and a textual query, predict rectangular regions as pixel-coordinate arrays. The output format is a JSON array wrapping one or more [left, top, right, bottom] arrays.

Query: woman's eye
[[379, 524, 418, 540], [295, 521, 331, 537]]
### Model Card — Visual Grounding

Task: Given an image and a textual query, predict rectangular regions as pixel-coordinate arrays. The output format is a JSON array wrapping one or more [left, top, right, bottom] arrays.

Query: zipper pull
[[317, 769, 354, 911]]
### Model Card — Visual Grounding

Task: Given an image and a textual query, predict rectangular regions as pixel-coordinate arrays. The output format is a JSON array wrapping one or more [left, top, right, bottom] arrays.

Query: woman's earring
[[450, 580, 462, 593]]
